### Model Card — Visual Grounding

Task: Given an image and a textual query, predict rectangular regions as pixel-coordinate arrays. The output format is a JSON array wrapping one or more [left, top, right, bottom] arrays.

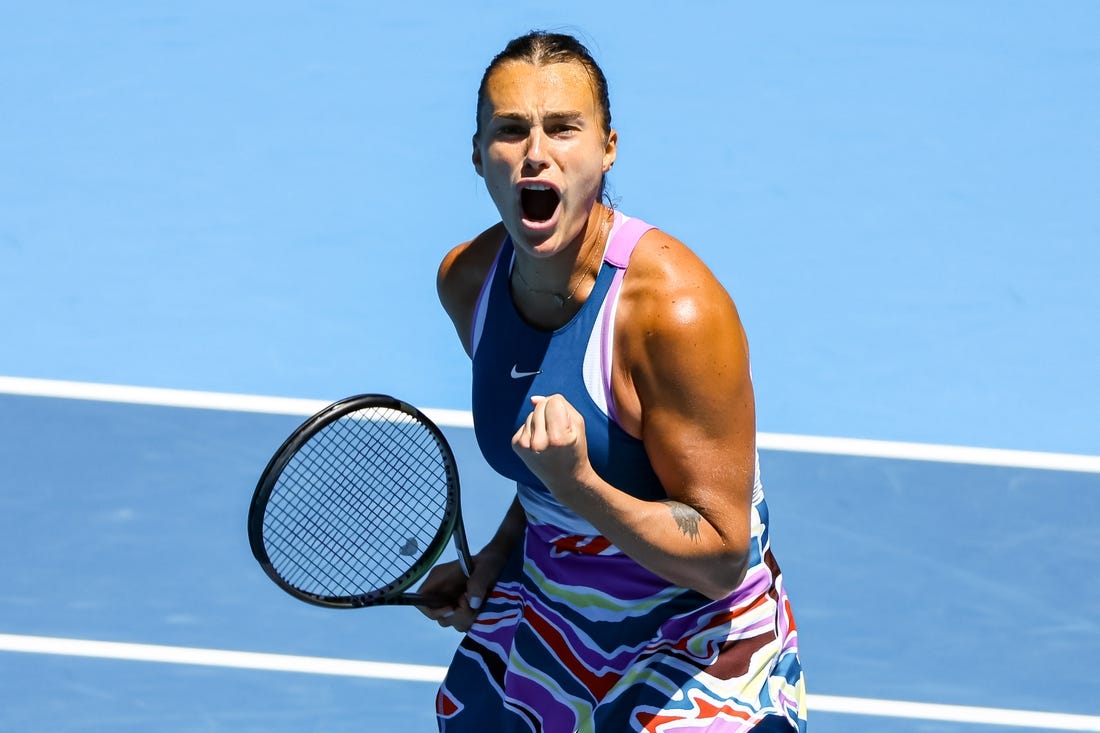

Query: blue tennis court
[[2, 3, 1098, 731]]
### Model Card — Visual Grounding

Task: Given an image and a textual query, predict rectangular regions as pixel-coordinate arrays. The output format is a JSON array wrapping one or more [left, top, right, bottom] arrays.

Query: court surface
[[2, 3, 1098, 732]]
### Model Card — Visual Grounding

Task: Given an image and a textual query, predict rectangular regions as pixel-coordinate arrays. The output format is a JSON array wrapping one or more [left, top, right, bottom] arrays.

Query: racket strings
[[268, 417, 444, 595], [285, 413, 442, 574], [263, 407, 452, 598]]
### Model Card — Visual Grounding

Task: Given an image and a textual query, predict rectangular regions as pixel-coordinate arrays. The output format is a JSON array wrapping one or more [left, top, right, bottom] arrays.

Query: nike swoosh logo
[[510, 365, 542, 379]]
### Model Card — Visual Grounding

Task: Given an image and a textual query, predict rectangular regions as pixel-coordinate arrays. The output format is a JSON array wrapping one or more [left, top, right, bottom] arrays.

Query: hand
[[511, 394, 594, 503], [415, 548, 509, 633]]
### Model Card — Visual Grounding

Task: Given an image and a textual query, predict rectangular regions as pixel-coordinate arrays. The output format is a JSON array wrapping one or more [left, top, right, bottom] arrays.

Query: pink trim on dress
[[469, 249, 500, 355], [599, 214, 655, 425]]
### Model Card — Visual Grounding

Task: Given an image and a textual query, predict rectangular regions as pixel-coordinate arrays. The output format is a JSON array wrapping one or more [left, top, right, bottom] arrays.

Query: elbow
[[694, 549, 749, 601]]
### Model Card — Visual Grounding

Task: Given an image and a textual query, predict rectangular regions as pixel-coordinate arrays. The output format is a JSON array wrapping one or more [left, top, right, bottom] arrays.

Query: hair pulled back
[[475, 31, 612, 140]]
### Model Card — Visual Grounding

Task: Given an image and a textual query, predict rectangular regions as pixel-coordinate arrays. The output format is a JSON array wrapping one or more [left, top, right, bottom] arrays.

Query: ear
[[602, 129, 618, 173], [472, 135, 484, 177]]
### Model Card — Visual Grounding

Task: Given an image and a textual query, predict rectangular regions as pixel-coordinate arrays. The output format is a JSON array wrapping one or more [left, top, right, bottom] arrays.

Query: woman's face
[[474, 60, 617, 256]]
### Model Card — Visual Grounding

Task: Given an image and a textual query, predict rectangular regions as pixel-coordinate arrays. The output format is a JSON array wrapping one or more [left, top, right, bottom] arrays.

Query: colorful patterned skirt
[[436, 516, 807, 732]]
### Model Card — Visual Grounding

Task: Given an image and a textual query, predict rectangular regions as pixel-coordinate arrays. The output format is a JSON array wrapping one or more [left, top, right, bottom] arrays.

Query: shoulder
[[614, 227, 751, 423], [437, 222, 507, 354], [621, 227, 743, 341], [437, 222, 507, 297]]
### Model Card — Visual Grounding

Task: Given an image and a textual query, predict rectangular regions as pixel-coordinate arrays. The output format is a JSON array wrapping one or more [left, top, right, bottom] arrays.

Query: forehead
[[480, 60, 600, 119]]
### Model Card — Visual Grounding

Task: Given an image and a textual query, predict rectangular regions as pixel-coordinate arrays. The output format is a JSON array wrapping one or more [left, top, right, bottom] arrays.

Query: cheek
[[478, 153, 510, 187], [480, 160, 518, 214], [484, 171, 514, 204], [483, 147, 516, 177], [562, 155, 607, 201]]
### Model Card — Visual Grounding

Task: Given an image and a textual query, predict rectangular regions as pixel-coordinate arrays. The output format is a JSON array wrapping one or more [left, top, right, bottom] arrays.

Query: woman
[[420, 31, 807, 732]]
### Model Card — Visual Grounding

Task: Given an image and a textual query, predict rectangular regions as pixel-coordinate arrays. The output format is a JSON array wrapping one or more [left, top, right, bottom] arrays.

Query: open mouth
[[520, 184, 560, 223]]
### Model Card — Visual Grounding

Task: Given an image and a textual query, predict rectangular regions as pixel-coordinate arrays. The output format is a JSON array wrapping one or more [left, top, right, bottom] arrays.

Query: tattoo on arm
[[667, 502, 702, 541]]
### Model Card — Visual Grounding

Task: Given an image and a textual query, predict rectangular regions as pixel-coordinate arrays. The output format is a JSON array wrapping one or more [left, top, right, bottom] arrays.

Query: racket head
[[248, 394, 463, 608]]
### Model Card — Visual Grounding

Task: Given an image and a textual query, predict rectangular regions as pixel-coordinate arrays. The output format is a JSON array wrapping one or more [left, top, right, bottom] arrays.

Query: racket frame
[[248, 394, 472, 609]]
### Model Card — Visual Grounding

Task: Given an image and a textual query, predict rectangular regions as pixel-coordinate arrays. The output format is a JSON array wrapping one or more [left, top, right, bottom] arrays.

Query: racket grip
[[398, 592, 454, 609], [453, 516, 473, 578]]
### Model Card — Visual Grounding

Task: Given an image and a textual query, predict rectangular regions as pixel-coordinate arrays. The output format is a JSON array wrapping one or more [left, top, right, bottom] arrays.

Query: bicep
[[629, 278, 757, 548]]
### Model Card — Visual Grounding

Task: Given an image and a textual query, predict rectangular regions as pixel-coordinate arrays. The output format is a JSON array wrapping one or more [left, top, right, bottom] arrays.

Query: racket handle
[[398, 592, 454, 609], [453, 515, 473, 578]]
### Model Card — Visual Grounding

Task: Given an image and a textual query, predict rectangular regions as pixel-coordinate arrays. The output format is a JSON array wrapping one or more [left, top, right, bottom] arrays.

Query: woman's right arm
[[419, 223, 524, 632]]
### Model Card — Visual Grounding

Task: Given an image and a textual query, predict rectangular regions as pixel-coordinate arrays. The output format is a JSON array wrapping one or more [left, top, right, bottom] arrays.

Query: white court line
[[0, 376, 474, 428], [1, 633, 1099, 731], [1, 375, 1098, 473], [0, 633, 444, 682]]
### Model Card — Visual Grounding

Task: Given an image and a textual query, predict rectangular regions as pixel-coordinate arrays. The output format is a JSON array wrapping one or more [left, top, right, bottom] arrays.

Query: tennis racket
[[247, 394, 472, 609]]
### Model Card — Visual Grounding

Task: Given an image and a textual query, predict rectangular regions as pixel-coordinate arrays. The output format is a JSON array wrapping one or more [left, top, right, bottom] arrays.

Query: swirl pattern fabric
[[436, 494, 807, 732]]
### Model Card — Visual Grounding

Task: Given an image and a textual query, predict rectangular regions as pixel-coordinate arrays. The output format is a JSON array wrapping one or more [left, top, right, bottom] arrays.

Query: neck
[[510, 204, 612, 310]]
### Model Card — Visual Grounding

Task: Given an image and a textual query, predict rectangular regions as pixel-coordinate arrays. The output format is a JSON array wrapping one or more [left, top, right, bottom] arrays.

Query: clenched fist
[[511, 394, 596, 503]]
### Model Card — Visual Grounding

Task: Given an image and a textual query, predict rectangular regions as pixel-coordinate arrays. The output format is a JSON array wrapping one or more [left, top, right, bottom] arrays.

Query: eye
[[548, 123, 579, 137], [494, 124, 527, 139]]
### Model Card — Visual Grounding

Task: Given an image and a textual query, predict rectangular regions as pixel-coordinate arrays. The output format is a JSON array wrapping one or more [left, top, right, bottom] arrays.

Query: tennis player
[[420, 31, 807, 732]]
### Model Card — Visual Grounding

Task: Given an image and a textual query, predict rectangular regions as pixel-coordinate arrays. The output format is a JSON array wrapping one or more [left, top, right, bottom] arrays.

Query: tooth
[[526, 184, 551, 191]]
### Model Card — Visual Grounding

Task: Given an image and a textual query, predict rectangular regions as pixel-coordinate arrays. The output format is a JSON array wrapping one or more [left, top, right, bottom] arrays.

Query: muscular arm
[[513, 231, 756, 599]]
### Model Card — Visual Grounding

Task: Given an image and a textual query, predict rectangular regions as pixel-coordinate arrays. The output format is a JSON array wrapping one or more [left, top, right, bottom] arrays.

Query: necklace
[[512, 211, 612, 308]]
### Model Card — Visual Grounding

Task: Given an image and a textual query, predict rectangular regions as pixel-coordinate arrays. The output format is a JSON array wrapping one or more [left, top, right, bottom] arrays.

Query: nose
[[523, 127, 550, 174]]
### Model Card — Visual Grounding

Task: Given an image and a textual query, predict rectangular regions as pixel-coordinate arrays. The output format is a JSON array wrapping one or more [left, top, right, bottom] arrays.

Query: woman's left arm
[[511, 231, 756, 600]]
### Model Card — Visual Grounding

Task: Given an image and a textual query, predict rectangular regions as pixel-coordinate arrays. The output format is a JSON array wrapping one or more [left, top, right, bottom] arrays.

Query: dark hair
[[475, 31, 612, 140]]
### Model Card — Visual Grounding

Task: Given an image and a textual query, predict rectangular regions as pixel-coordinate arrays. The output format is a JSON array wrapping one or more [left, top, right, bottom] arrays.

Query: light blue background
[[2, 2, 1097, 455]]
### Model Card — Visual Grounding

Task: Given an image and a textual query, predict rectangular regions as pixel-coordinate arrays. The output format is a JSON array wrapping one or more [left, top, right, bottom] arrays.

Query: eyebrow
[[491, 110, 587, 124]]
